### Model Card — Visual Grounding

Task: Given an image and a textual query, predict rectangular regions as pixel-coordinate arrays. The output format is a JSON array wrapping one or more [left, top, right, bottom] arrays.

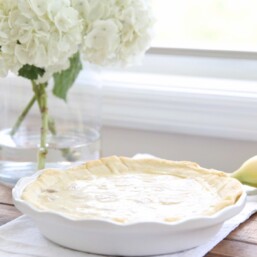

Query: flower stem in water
[[10, 95, 37, 136], [36, 83, 48, 170]]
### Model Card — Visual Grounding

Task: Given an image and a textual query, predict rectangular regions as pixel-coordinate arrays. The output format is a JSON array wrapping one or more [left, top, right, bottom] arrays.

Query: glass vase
[[0, 64, 101, 186]]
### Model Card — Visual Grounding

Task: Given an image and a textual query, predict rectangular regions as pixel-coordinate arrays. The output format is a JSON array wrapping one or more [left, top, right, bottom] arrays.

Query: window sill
[[101, 69, 257, 142]]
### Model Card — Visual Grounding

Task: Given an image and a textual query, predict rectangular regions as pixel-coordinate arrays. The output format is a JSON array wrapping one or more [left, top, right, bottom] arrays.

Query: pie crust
[[22, 156, 243, 223]]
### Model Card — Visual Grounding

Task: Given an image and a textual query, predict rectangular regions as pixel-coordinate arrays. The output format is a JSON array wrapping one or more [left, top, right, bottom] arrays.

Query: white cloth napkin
[[0, 197, 256, 257]]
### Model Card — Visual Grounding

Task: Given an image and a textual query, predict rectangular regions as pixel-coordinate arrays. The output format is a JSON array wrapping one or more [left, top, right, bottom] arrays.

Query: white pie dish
[[12, 158, 247, 256]]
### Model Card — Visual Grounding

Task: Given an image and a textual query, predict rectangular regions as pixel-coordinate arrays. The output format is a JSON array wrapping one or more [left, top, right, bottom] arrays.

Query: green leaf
[[53, 52, 82, 101], [18, 65, 45, 80]]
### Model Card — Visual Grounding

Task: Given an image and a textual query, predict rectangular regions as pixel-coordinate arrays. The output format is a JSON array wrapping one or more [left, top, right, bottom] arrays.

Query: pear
[[231, 156, 257, 188]]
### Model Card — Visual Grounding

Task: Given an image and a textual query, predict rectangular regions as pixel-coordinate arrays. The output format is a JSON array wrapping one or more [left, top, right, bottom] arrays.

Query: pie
[[22, 156, 243, 223]]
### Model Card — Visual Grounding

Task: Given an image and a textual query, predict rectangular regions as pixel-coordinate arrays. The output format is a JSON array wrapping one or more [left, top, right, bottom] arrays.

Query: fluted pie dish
[[13, 156, 246, 256]]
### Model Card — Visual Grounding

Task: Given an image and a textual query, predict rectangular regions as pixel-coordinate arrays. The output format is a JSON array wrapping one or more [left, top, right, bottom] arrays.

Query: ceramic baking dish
[[12, 164, 246, 256]]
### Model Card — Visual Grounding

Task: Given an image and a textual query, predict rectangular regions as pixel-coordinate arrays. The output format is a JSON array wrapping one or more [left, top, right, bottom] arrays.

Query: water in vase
[[0, 128, 100, 186]]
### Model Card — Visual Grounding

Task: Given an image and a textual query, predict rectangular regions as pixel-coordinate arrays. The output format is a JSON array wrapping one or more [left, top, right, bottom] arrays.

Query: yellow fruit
[[231, 156, 257, 188]]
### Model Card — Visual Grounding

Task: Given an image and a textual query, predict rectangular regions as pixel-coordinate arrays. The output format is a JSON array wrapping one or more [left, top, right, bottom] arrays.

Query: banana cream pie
[[22, 156, 243, 223]]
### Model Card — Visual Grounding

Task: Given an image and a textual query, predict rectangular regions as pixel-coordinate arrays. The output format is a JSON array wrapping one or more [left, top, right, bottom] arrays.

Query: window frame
[[100, 47, 257, 141], [2, 47, 257, 142]]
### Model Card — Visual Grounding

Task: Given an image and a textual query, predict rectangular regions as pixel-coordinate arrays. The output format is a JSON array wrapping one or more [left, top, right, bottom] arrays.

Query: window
[[152, 0, 257, 52], [102, 1, 257, 141]]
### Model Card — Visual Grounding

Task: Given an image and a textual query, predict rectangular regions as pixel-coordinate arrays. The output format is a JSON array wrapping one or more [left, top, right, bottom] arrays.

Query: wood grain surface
[[0, 184, 256, 257], [0, 184, 21, 226], [0, 184, 14, 205]]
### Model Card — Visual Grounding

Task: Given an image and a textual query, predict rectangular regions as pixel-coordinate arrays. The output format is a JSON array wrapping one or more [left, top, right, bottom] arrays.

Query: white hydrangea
[[0, 0, 21, 76], [0, 0, 82, 81], [0, 0, 154, 80], [72, 0, 154, 66]]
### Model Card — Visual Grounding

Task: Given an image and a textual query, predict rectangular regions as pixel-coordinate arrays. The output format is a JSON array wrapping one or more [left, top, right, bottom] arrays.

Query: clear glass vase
[[0, 64, 101, 186]]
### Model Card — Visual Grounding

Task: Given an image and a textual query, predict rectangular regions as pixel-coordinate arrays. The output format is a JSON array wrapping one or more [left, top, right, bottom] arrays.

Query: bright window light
[[152, 0, 257, 51]]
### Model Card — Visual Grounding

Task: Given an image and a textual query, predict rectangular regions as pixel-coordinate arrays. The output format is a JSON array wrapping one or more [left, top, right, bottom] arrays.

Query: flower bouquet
[[0, 0, 153, 171]]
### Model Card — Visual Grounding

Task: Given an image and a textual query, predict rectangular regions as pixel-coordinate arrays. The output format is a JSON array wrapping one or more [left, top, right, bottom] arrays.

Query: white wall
[[102, 126, 257, 173]]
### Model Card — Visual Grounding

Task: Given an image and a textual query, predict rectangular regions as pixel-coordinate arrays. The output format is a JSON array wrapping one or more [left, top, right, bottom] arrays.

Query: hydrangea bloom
[[0, 0, 153, 79], [0, 0, 82, 80], [72, 0, 154, 66]]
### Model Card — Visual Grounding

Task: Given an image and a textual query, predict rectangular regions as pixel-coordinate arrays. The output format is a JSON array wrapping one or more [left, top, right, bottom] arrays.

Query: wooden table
[[0, 184, 257, 257]]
